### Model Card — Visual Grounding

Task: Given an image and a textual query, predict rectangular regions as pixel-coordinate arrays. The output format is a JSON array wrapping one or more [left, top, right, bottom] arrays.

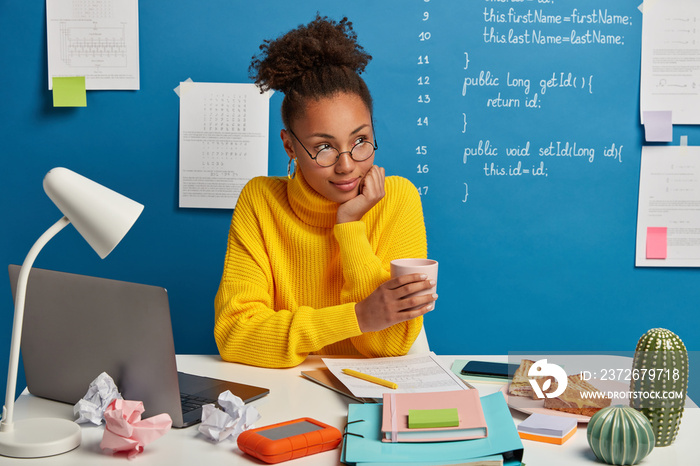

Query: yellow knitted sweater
[[214, 170, 427, 368]]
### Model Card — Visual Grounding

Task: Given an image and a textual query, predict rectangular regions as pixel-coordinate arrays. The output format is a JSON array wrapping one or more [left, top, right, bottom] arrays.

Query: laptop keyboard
[[180, 392, 216, 414]]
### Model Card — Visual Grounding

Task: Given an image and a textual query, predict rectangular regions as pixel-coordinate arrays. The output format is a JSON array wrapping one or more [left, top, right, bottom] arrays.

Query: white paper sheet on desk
[[322, 352, 468, 399]]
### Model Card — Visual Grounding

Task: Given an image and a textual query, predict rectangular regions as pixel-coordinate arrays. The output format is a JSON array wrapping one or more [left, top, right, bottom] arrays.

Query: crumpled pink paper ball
[[100, 399, 172, 459]]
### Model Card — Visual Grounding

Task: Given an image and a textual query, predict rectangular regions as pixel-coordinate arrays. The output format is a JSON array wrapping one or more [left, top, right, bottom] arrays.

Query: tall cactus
[[630, 328, 688, 446]]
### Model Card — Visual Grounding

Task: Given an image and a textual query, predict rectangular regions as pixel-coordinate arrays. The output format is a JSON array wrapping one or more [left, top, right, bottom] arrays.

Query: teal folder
[[348, 458, 506, 466], [341, 392, 523, 465]]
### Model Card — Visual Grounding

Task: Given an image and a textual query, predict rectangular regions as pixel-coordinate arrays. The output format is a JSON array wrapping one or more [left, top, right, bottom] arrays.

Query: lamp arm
[[1, 216, 70, 432]]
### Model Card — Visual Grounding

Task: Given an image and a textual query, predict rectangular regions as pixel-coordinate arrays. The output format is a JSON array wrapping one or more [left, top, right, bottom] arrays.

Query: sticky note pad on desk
[[517, 413, 576, 445], [408, 408, 459, 429]]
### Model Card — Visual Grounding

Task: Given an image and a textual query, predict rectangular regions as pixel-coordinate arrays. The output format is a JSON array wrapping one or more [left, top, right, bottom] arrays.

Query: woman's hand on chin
[[336, 165, 385, 224]]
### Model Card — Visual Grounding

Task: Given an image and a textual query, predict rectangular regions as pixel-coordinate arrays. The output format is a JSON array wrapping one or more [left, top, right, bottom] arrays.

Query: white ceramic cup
[[390, 258, 438, 310]]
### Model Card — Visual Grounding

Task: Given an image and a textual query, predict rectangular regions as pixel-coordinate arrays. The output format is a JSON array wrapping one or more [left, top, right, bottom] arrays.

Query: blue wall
[[1, 1, 698, 405]]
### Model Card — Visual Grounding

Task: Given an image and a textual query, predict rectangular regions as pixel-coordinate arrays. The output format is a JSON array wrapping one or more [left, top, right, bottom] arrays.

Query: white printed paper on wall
[[46, 0, 140, 90], [640, 0, 700, 124], [178, 82, 270, 209], [636, 145, 700, 267]]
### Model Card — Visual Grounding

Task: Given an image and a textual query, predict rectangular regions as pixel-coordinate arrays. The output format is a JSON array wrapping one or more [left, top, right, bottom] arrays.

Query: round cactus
[[630, 328, 688, 446], [587, 405, 655, 465]]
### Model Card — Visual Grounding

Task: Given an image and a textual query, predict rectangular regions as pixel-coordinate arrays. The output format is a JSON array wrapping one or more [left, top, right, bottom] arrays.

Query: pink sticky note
[[646, 227, 667, 259], [643, 111, 672, 142]]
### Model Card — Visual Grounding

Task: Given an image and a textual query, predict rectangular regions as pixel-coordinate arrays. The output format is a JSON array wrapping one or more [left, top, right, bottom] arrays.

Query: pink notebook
[[381, 390, 487, 442]]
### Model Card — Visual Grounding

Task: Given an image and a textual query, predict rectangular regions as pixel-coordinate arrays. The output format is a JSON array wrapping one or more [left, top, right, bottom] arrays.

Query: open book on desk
[[300, 368, 379, 403], [321, 352, 472, 399]]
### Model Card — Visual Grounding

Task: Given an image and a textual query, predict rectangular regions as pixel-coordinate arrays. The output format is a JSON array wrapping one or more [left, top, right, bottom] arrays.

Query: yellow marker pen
[[342, 369, 398, 389]]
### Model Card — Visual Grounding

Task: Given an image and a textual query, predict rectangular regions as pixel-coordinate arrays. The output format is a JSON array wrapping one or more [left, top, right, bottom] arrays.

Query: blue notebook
[[341, 392, 523, 465]]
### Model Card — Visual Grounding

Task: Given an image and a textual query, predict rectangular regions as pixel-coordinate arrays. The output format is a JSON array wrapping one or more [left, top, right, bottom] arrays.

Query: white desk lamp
[[0, 167, 144, 458]]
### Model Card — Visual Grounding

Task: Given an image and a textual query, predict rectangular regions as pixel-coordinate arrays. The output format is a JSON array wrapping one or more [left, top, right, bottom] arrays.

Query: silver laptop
[[8, 265, 269, 428]]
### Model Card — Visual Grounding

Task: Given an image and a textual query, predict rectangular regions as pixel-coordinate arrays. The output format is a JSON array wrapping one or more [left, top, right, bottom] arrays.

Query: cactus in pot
[[630, 328, 688, 446]]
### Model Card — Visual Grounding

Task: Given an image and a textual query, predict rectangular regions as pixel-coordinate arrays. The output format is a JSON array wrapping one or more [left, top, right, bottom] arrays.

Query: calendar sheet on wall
[[178, 81, 271, 209]]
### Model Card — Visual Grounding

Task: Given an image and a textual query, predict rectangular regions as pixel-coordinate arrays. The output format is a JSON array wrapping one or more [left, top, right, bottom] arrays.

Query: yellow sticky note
[[52, 77, 87, 107]]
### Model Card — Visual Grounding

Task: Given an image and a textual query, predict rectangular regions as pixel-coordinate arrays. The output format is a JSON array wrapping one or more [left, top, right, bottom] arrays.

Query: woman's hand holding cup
[[355, 259, 438, 333]]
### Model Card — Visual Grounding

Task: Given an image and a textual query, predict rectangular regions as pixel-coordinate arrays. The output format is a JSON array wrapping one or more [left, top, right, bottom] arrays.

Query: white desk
[[3, 355, 698, 465]]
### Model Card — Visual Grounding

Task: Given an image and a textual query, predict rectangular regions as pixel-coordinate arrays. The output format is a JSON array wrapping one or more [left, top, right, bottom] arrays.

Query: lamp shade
[[43, 167, 144, 259]]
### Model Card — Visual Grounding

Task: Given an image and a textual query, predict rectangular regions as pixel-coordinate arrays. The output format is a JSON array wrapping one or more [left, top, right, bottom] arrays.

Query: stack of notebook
[[381, 389, 487, 443], [341, 392, 524, 466]]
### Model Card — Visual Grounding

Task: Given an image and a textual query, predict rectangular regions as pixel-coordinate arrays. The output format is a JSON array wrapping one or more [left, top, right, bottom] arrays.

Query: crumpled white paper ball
[[198, 390, 260, 442], [74, 372, 123, 425]]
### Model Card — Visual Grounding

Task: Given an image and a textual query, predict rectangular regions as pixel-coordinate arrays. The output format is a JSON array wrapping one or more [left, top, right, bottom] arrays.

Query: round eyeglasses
[[288, 128, 378, 168]]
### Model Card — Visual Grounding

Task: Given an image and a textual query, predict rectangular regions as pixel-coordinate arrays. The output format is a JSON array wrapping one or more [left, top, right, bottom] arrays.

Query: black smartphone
[[460, 361, 520, 379]]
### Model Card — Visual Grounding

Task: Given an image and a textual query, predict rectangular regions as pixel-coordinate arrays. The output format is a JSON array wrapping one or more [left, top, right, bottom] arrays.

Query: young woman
[[214, 15, 437, 367]]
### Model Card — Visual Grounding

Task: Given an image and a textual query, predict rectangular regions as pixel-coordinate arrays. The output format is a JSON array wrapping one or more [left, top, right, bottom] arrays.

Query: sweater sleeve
[[333, 177, 428, 357], [214, 180, 363, 368]]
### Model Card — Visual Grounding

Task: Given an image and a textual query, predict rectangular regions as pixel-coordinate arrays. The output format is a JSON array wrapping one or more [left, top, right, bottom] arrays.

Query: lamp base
[[0, 418, 81, 458]]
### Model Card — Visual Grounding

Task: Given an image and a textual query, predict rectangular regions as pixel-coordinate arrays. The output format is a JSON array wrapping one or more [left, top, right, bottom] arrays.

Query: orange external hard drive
[[237, 417, 342, 463]]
